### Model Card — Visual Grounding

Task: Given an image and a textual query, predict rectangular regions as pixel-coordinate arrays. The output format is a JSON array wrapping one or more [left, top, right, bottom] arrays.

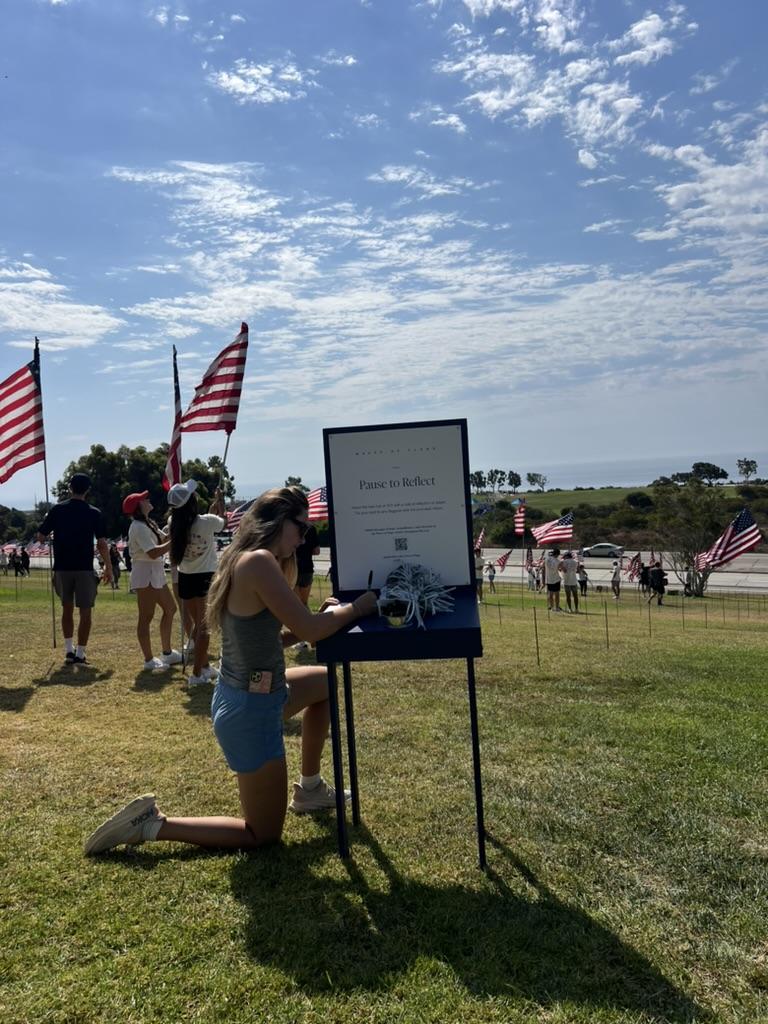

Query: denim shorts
[[211, 679, 289, 773]]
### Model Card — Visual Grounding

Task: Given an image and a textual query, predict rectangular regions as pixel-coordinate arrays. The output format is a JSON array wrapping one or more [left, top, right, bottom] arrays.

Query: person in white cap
[[167, 480, 226, 687], [123, 491, 182, 670]]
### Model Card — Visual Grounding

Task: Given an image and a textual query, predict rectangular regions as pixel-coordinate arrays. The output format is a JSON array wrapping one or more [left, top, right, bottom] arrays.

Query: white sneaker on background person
[[143, 657, 165, 670], [161, 649, 183, 666]]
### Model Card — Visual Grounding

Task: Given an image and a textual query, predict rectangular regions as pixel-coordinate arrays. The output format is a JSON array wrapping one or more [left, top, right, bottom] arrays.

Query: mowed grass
[[1, 575, 767, 1024], [514, 485, 741, 516]]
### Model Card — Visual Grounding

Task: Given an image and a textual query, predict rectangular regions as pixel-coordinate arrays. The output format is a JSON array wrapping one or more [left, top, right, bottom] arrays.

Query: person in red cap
[[124, 491, 182, 670]]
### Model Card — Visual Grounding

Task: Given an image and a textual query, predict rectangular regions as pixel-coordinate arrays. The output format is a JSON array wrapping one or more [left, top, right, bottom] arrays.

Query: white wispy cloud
[[583, 219, 627, 233], [319, 51, 358, 67], [0, 259, 123, 351], [368, 165, 491, 199], [208, 57, 316, 104], [410, 104, 468, 134], [690, 59, 738, 96], [577, 148, 597, 168], [612, 13, 676, 67]]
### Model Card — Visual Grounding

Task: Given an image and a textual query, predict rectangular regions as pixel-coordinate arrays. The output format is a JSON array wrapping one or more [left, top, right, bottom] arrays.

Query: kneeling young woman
[[85, 486, 377, 854]]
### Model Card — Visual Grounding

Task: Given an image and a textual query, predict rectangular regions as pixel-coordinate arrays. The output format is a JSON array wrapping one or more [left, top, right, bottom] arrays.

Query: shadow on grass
[[0, 686, 37, 712], [132, 668, 179, 694], [35, 662, 114, 689], [228, 826, 704, 1021]]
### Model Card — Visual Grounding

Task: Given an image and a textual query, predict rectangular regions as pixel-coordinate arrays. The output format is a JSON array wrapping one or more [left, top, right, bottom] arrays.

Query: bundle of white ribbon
[[377, 562, 454, 629]]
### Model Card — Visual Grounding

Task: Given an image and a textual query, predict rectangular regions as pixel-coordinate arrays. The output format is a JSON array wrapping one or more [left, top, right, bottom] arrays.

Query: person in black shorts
[[36, 472, 111, 664], [293, 522, 320, 650]]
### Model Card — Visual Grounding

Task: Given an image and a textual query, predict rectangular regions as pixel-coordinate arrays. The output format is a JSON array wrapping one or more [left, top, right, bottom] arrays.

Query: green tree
[[691, 461, 728, 486], [651, 478, 726, 596], [526, 472, 548, 492], [52, 443, 235, 539], [506, 471, 521, 493], [737, 458, 757, 482], [670, 472, 692, 485], [469, 470, 487, 494], [626, 491, 653, 509], [285, 476, 310, 493], [486, 469, 505, 493]]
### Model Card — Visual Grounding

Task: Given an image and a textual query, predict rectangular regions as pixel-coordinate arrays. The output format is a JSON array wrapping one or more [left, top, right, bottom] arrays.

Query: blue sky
[[2, 0, 767, 506]]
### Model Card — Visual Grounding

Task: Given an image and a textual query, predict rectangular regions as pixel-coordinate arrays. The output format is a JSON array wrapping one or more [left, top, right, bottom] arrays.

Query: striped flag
[[179, 322, 248, 434], [0, 338, 46, 485], [495, 549, 514, 570], [162, 345, 183, 491], [227, 498, 256, 533], [624, 552, 642, 580], [695, 508, 762, 571], [307, 486, 328, 521], [531, 512, 574, 545], [514, 499, 526, 535], [474, 526, 486, 552]]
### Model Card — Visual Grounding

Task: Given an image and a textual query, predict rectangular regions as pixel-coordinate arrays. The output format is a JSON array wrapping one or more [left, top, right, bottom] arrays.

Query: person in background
[[648, 561, 667, 606], [83, 487, 378, 856], [527, 562, 536, 591], [639, 561, 649, 596], [0, 549, 7, 575], [485, 560, 496, 595], [611, 560, 621, 600], [124, 491, 181, 671], [168, 480, 226, 688], [577, 562, 589, 597], [475, 549, 485, 601], [36, 472, 112, 665], [293, 520, 321, 651], [19, 545, 30, 576], [561, 551, 579, 613], [544, 548, 563, 612], [109, 543, 121, 589]]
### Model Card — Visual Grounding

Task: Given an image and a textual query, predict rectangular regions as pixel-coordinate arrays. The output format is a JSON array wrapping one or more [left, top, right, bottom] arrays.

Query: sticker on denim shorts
[[248, 670, 273, 694]]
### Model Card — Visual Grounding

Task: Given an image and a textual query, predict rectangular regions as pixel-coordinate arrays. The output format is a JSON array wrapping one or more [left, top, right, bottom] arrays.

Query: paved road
[[311, 549, 768, 594], [28, 549, 768, 593]]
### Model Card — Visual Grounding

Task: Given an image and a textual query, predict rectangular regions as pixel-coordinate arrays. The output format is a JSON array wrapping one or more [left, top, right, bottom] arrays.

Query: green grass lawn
[[502, 485, 741, 517], [1, 575, 767, 1023]]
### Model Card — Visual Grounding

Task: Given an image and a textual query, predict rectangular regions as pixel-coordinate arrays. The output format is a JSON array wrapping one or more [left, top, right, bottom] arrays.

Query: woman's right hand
[[352, 590, 378, 618]]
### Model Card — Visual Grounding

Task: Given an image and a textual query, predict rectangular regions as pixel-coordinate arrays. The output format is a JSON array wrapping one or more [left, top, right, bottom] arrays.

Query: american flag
[[162, 345, 183, 491], [0, 338, 46, 485], [695, 508, 762, 571], [514, 500, 526, 535], [624, 552, 642, 580], [495, 549, 514, 570], [474, 526, 486, 552], [227, 498, 255, 533], [307, 486, 328, 521], [179, 322, 248, 434], [531, 512, 574, 545]]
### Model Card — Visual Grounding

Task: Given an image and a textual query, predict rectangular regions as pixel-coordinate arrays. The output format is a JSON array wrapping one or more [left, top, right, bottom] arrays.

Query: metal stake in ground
[[603, 600, 610, 650], [532, 606, 541, 667], [648, 599, 652, 638]]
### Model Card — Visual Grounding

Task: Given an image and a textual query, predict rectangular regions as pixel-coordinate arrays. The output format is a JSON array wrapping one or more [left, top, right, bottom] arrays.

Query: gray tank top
[[218, 607, 286, 693]]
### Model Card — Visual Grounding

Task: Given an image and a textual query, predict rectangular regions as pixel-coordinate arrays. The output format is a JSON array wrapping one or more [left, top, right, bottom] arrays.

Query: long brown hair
[[206, 487, 309, 632], [168, 493, 199, 566], [131, 509, 164, 543]]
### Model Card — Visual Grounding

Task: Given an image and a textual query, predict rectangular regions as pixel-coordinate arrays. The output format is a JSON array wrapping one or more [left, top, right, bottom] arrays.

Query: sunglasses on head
[[289, 516, 309, 538]]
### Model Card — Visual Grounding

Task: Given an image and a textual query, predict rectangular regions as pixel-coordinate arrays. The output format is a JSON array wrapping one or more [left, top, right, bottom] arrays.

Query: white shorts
[[130, 560, 167, 590]]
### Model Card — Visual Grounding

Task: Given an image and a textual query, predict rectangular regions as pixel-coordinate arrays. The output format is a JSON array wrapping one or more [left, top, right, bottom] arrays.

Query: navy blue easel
[[315, 419, 486, 868]]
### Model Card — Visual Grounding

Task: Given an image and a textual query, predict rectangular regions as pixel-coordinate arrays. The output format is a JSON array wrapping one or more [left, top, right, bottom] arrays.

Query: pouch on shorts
[[248, 670, 273, 694]]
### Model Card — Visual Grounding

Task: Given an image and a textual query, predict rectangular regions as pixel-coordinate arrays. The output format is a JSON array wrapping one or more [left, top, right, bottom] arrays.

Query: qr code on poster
[[395, 537, 408, 551]]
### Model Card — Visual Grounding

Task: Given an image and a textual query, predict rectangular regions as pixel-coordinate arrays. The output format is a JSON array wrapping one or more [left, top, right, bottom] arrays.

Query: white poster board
[[325, 420, 472, 591]]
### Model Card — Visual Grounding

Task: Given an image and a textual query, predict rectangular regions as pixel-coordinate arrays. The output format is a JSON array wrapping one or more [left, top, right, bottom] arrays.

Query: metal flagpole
[[35, 337, 57, 649]]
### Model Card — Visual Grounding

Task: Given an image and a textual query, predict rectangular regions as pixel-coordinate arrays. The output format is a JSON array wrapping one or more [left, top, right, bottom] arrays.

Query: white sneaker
[[288, 779, 351, 814], [161, 649, 183, 666], [143, 657, 165, 670], [201, 665, 218, 682], [187, 673, 210, 689], [83, 794, 163, 855]]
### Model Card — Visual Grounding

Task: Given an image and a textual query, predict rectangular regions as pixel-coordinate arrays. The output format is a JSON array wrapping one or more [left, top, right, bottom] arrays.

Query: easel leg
[[327, 662, 349, 858], [342, 662, 360, 826], [466, 657, 487, 870]]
